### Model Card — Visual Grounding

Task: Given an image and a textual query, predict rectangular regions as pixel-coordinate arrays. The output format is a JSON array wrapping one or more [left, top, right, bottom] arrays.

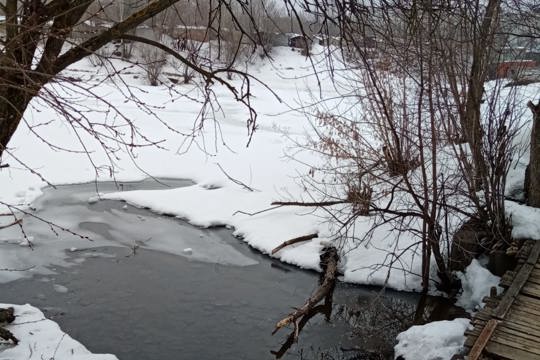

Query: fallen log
[[271, 233, 318, 255], [271, 303, 330, 359], [273, 246, 339, 337]]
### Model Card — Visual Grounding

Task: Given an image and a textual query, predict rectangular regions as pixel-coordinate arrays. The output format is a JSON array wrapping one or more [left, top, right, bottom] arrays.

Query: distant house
[[496, 60, 537, 78]]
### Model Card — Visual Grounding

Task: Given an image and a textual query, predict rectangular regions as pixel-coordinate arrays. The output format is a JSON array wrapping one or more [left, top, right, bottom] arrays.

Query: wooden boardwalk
[[464, 240, 540, 360]]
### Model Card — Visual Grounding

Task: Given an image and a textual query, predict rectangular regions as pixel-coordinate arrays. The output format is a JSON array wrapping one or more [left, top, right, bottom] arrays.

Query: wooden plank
[[474, 309, 494, 321], [526, 241, 540, 265], [495, 324, 540, 342], [502, 321, 540, 338], [495, 263, 534, 318], [527, 271, 540, 279], [485, 341, 540, 360], [525, 276, 540, 287], [505, 312, 540, 332], [490, 332, 540, 355], [521, 283, 540, 299], [515, 294, 540, 310], [510, 303, 540, 317], [466, 241, 540, 359], [468, 319, 499, 360], [467, 319, 540, 338]]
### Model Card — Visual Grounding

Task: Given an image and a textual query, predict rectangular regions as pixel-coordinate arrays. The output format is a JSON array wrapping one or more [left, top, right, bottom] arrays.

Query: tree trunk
[[462, 0, 501, 191], [0, 87, 35, 157], [527, 101, 540, 207]]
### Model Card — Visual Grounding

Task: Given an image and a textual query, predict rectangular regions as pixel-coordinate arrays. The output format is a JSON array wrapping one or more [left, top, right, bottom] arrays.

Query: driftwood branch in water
[[271, 233, 318, 255], [271, 200, 346, 207], [271, 303, 330, 359], [272, 247, 339, 337]]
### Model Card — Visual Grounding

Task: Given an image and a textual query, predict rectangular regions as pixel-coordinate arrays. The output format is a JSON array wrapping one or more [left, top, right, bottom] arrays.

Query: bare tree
[[276, 0, 536, 293], [141, 43, 166, 86], [0, 1, 277, 161], [527, 100, 540, 206]]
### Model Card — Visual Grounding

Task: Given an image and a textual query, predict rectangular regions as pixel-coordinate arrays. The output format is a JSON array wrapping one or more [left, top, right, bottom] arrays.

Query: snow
[[0, 303, 117, 360], [53, 284, 69, 293], [394, 318, 470, 360], [1, 44, 537, 292], [0, 41, 539, 359], [455, 259, 502, 312], [396, 259, 500, 359], [0, 45, 429, 291], [506, 200, 540, 240]]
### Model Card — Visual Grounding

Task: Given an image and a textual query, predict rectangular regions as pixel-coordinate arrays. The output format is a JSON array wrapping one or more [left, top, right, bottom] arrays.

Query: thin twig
[[216, 163, 259, 192], [272, 233, 318, 255]]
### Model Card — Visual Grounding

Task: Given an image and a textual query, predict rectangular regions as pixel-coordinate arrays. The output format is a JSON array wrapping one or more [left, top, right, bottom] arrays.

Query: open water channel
[[0, 179, 428, 359]]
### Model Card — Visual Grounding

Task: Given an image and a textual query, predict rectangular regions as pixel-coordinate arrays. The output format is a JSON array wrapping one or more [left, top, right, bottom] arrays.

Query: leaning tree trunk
[[527, 101, 540, 207], [0, 86, 34, 158]]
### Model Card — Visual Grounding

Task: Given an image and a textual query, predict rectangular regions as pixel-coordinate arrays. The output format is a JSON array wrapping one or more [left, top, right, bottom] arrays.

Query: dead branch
[[271, 303, 330, 359], [233, 205, 283, 216], [216, 163, 259, 192], [271, 200, 346, 207], [272, 246, 339, 337], [271, 233, 318, 255]]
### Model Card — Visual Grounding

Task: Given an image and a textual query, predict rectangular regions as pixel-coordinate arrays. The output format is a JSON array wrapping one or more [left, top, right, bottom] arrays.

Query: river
[[0, 179, 426, 359]]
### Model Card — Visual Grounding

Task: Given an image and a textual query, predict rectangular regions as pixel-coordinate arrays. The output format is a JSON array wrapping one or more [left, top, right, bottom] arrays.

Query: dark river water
[[0, 179, 426, 360]]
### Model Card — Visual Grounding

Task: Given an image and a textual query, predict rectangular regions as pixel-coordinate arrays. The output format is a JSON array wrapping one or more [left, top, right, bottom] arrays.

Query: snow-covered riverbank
[[1, 44, 539, 359]]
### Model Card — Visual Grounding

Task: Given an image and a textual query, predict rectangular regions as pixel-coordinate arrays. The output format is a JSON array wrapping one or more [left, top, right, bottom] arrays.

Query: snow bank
[[102, 184, 325, 271], [394, 318, 470, 360], [102, 185, 427, 290], [506, 201, 540, 240], [396, 260, 499, 359], [0, 303, 117, 360], [456, 259, 501, 312]]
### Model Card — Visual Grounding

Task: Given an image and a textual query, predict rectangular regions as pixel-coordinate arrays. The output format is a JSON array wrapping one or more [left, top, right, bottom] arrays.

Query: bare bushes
[[171, 39, 201, 84], [308, 70, 466, 292], [140, 44, 167, 86], [285, 0, 530, 293]]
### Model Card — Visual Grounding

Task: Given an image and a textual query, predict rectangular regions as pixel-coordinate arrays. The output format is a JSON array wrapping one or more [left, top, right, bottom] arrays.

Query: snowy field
[[1, 43, 539, 359]]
